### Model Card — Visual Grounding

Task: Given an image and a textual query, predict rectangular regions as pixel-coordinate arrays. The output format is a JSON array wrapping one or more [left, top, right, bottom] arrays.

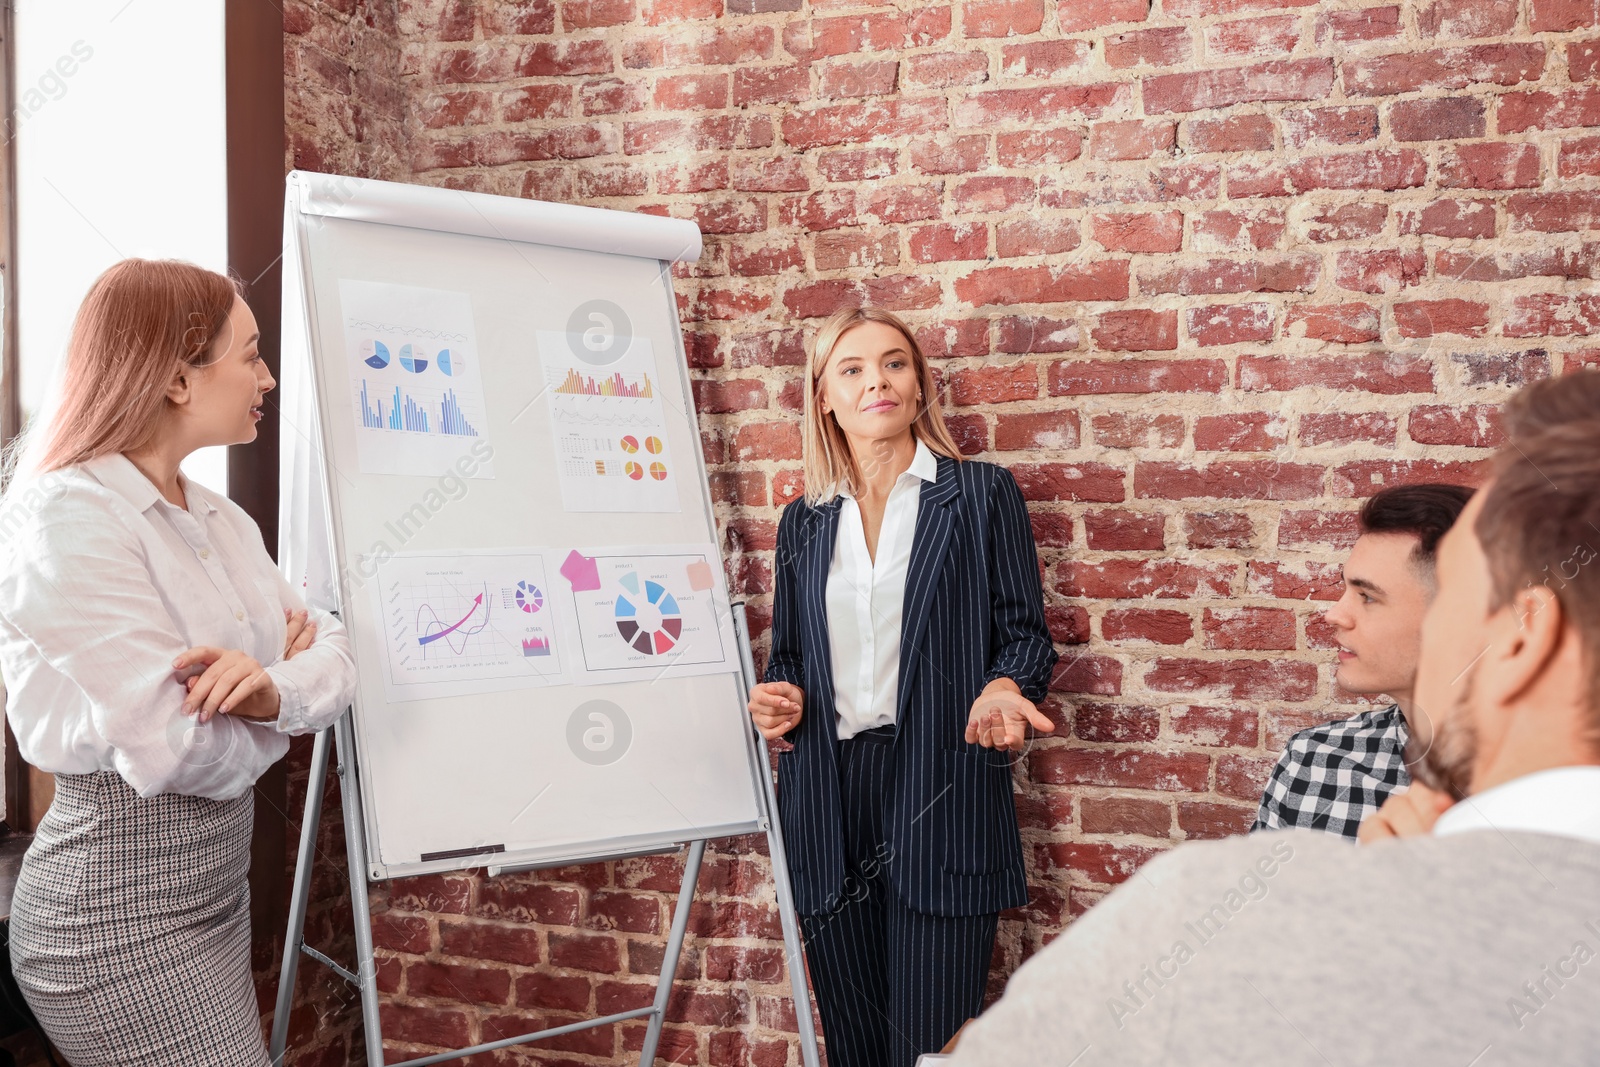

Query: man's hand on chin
[[1357, 782, 1455, 843]]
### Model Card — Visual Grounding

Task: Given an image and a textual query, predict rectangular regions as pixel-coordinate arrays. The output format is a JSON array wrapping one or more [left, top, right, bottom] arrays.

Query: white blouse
[[825, 439, 937, 740], [0, 453, 357, 801]]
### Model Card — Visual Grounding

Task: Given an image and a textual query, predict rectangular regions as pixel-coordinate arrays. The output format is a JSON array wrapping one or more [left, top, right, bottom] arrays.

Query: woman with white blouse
[[0, 259, 356, 1066], [747, 307, 1058, 1067]]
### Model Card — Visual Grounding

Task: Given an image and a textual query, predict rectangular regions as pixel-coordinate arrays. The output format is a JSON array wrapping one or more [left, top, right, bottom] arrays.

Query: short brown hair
[[1475, 372, 1600, 723], [30, 259, 241, 475]]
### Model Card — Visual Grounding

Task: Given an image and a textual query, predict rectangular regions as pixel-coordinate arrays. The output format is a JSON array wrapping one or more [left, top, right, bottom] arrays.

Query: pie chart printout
[[613, 571, 684, 655]]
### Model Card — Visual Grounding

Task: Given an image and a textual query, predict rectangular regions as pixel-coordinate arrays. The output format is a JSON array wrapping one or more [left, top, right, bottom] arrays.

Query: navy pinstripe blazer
[[764, 454, 1058, 918]]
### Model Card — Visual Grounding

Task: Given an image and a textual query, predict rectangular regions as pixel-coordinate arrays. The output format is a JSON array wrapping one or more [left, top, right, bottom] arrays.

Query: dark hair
[[1358, 483, 1475, 567]]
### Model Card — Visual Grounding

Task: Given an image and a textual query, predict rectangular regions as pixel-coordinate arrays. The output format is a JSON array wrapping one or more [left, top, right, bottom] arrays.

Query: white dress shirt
[[0, 453, 356, 801], [1433, 765, 1600, 845], [825, 439, 938, 741]]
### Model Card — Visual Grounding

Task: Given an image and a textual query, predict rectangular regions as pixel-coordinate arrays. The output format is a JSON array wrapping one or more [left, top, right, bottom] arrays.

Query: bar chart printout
[[537, 331, 679, 514], [340, 279, 495, 478]]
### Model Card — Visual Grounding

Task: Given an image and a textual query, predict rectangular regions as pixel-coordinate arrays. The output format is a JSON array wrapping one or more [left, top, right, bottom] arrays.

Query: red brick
[[1091, 413, 1185, 449], [1421, 0, 1517, 36], [963, 0, 1045, 37], [1170, 704, 1261, 747], [565, 0, 635, 27], [1192, 208, 1285, 252], [1240, 354, 1435, 393], [994, 411, 1082, 451], [1048, 358, 1225, 395], [1505, 293, 1600, 336], [1193, 412, 1288, 451], [1559, 136, 1600, 178], [1289, 148, 1425, 191], [1184, 511, 1256, 549], [1342, 43, 1547, 96], [1281, 105, 1378, 147], [380, 1004, 472, 1049], [1103, 607, 1193, 644], [1084, 509, 1166, 551], [956, 261, 1131, 306], [1277, 509, 1363, 549], [1284, 302, 1380, 343], [1318, 5, 1403, 43], [997, 128, 1084, 166], [1184, 113, 1275, 153], [1135, 461, 1323, 500], [654, 72, 729, 110], [1393, 299, 1490, 338], [996, 217, 1082, 257], [781, 9, 950, 61], [1073, 702, 1161, 743], [1248, 559, 1345, 600], [406, 960, 513, 1005], [1202, 607, 1297, 651], [1090, 120, 1178, 161], [817, 59, 898, 100], [909, 134, 988, 175], [1178, 801, 1258, 838], [1187, 302, 1275, 346], [1388, 96, 1485, 141], [1146, 657, 1318, 700], [1396, 198, 1498, 238], [1091, 309, 1179, 351], [1080, 796, 1172, 837], [1053, 653, 1126, 695], [903, 51, 989, 88], [1299, 412, 1398, 447], [1140, 254, 1320, 295], [1055, 559, 1233, 598], [1030, 748, 1211, 791], [781, 97, 944, 150], [995, 315, 1081, 353], [1104, 26, 1193, 68], [1570, 38, 1600, 81], [955, 83, 1127, 126], [1499, 86, 1600, 134], [732, 65, 810, 105], [948, 363, 1040, 405], [1438, 142, 1542, 190], [1206, 14, 1300, 56], [1058, 0, 1150, 32], [1041, 841, 1169, 884], [1010, 463, 1128, 502], [1144, 58, 1334, 114], [1408, 404, 1505, 447], [954, 176, 1038, 213], [1533, 0, 1600, 31], [644, 0, 722, 23], [1334, 249, 1427, 293], [1330, 459, 1489, 497], [782, 275, 941, 318]]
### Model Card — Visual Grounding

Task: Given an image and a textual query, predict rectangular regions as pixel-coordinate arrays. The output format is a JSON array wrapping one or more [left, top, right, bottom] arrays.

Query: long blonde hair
[[24, 259, 240, 477], [802, 307, 963, 506]]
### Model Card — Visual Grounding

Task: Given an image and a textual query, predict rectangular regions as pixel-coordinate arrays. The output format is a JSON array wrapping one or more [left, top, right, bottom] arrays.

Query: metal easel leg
[[270, 725, 333, 1065], [730, 604, 822, 1067], [333, 710, 387, 1067], [637, 839, 706, 1065]]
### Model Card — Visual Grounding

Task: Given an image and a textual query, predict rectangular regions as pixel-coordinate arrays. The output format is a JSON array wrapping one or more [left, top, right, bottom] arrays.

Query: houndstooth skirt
[[8, 771, 269, 1066]]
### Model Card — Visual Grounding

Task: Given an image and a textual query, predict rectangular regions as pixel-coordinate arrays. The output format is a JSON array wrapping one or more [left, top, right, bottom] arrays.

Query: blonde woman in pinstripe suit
[[747, 307, 1059, 1067]]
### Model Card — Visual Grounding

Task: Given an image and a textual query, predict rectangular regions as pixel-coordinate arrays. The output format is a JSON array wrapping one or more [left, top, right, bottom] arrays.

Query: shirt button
[[235, 611, 245, 621], [199, 549, 211, 559]]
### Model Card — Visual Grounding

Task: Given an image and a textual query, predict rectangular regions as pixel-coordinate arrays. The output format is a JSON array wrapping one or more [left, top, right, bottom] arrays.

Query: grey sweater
[[952, 829, 1600, 1066]]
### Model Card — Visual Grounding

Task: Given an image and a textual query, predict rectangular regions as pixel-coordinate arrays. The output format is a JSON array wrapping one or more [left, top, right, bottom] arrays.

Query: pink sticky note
[[685, 560, 714, 591], [561, 550, 602, 592]]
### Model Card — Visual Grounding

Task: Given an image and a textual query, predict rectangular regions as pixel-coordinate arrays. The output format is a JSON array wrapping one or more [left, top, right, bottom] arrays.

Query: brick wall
[[277, 0, 1600, 1062]]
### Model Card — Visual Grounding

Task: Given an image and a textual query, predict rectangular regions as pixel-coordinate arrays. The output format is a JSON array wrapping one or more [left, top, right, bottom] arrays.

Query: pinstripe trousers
[[800, 728, 999, 1067]]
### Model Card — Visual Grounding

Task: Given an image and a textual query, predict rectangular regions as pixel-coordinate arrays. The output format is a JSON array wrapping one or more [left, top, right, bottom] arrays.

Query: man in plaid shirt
[[1255, 484, 1473, 839]]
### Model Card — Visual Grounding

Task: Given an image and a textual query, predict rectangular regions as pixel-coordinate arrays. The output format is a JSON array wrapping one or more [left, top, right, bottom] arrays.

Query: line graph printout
[[537, 331, 678, 514], [340, 279, 495, 479], [558, 545, 736, 684], [372, 550, 564, 702]]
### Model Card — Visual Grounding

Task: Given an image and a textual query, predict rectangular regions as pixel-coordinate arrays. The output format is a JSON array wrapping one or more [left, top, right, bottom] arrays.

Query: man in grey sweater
[[950, 376, 1600, 1066]]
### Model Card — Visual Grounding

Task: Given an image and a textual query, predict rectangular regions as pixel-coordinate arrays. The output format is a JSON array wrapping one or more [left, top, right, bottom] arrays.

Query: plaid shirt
[[1253, 705, 1411, 840]]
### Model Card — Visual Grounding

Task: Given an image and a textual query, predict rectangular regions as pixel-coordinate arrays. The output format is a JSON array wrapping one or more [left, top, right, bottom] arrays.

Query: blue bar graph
[[403, 393, 430, 433], [440, 389, 479, 436], [359, 379, 386, 428]]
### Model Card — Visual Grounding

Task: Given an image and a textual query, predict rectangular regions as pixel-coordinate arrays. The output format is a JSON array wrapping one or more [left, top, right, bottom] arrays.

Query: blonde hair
[[802, 307, 963, 506], [23, 259, 241, 478]]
